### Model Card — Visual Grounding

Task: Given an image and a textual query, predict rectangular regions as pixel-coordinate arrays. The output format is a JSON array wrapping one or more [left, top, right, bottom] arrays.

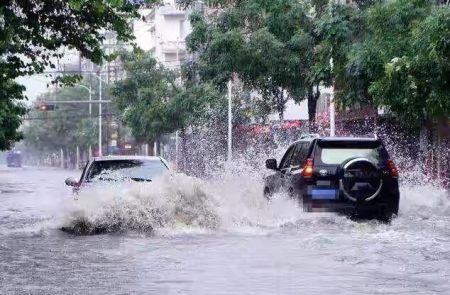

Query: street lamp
[[329, 58, 335, 137], [88, 73, 107, 157], [329, 0, 340, 137], [72, 83, 93, 162], [227, 79, 232, 162], [72, 83, 93, 117], [31, 72, 108, 157]]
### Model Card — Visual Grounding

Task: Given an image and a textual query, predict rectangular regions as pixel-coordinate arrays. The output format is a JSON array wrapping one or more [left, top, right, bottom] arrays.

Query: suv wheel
[[263, 187, 272, 200], [379, 194, 400, 222]]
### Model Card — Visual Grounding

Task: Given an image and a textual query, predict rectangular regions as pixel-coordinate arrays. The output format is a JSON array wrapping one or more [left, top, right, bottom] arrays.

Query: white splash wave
[[59, 171, 300, 235]]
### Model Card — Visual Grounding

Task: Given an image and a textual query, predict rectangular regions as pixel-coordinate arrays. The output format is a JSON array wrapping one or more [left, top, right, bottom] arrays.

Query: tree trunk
[[307, 85, 320, 133], [277, 89, 285, 121], [419, 123, 430, 175], [180, 128, 188, 174], [278, 109, 284, 121], [148, 141, 154, 156]]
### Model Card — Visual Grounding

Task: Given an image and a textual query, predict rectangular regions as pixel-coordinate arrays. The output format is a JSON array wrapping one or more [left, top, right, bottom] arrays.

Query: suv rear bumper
[[303, 200, 389, 214], [301, 186, 400, 217]]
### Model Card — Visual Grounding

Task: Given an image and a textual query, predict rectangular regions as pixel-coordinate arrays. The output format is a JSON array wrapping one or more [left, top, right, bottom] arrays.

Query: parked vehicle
[[264, 136, 400, 221], [6, 150, 22, 168], [65, 156, 169, 191]]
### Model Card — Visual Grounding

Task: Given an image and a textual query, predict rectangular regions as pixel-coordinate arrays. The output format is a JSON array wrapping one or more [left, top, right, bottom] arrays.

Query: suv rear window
[[320, 148, 380, 164], [316, 140, 388, 165]]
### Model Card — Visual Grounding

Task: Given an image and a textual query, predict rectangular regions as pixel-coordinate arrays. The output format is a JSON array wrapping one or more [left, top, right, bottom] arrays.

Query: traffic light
[[37, 104, 57, 111]]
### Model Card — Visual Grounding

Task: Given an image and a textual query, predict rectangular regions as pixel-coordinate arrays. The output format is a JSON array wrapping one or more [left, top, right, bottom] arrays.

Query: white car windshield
[[87, 159, 168, 182]]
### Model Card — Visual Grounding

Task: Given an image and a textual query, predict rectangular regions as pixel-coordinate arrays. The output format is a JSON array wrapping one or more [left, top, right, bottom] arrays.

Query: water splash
[[59, 171, 301, 235], [397, 183, 450, 225], [58, 147, 449, 236]]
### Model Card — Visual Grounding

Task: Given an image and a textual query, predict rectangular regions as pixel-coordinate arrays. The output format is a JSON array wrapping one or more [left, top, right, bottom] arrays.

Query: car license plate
[[310, 189, 337, 200]]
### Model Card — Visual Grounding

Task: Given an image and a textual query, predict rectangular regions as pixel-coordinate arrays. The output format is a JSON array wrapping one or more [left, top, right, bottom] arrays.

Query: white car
[[65, 156, 169, 190]]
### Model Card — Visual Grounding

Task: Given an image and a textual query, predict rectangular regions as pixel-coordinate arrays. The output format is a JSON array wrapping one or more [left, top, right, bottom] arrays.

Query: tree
[[0, 0, 155, 150], [110, 50, 222, 143], [185, 0, 364, 130], [186, 1, 319, 123], [345, 0, 450, 127], [111, 51, 179, 142], [0, 83, 26, 150], [312, 1, 367, 110], [22, 82, 110, 157], [184, 0, 449, 130], [368, 1, 450, 125]]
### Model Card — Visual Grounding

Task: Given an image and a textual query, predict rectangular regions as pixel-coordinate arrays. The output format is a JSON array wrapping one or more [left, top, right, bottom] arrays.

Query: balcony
[[160, 6, 186, 18], [160, 41, 186, 54]]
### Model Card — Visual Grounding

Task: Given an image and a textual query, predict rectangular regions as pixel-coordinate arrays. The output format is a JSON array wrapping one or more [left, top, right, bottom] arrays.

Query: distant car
[[65, 156, 170, 191], [264, 137, 400, 221], [6, 151, 22, 168]]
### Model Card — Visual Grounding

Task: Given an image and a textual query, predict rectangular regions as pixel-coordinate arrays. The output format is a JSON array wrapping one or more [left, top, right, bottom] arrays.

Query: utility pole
[[329, 0, 338, 137], [89, 64, 94, 158], [175, 131, 179, 171], [99, 74, 103, 156], [73, 83, 93, 158], [329, 56, 336, 137], [87, 72, 108, 157], [88, 85, 92, 117], [34, 71, 107, 157], [176, 37, 180, 68], [76, 145, 80, 169], [227, 79, 233, 162], [60, 149, 64, 168]]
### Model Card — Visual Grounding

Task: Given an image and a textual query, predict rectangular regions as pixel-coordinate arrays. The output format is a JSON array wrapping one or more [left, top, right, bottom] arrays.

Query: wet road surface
[[0, 166, 449, 294]]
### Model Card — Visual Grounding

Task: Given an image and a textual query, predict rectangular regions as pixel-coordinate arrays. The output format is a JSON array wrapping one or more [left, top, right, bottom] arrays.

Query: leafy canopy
[[0, 0, 155, 150], [185, 0, 449, 128], [23, 83, 104, 153], [110, 50, 222, 142], [347, 0, 450, 125], [186, 0, 320, 120]]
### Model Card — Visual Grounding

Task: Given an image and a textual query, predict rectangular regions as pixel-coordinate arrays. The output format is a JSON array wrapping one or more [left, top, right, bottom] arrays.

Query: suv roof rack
[[299, 133, 320, 140]]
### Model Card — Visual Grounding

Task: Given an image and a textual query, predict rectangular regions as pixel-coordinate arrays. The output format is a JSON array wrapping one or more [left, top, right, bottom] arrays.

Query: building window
[[179, 20, 185, 39], [165, 53, 177, 62]]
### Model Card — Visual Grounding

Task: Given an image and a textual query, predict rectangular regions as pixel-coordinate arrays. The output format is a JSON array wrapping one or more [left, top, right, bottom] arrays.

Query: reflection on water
[[0, 166, 449, 294]]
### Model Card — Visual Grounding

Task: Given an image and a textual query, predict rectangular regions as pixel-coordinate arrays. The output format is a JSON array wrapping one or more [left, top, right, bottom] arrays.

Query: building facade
[[137, 0, 193, 68]]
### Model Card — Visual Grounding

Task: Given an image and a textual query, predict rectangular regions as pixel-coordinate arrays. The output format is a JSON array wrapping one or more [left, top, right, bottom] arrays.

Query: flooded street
[[1, 166, 449, 295]]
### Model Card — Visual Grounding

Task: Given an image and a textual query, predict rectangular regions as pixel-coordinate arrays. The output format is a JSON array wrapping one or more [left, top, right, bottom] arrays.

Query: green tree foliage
[[186, 0, 322, 123], [0, 83, 26, 150], [110, 50, 222, 143], [0, 0, 155, 150], [185, 0, 449, 128], [185, 0, 365, 129], [22, 83, 109, 154], [345, 0, 450, 126]]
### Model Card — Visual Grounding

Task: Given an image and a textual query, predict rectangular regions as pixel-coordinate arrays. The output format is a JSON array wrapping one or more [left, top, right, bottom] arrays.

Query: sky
[[16, 76, 53, 104]]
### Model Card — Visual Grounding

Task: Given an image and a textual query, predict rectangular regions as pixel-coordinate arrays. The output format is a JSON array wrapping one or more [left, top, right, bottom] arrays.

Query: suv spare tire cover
[[339, 158, 383, 202]]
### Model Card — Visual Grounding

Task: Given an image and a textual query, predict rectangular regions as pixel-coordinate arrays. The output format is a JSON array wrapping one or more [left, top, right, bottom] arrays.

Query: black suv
[[264, 137, 400, 220]]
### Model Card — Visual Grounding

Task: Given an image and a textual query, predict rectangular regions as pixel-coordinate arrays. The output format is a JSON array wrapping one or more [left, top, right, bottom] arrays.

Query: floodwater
[[0, 166, 449, 294]]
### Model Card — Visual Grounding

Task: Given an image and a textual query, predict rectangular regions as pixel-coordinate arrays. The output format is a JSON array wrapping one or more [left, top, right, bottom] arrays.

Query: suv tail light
[[387, 160, 399, 178], [302, 158, 314, 178]]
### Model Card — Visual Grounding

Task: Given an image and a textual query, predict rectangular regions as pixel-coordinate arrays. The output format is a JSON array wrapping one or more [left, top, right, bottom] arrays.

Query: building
[[137, 0, 193, 68]]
